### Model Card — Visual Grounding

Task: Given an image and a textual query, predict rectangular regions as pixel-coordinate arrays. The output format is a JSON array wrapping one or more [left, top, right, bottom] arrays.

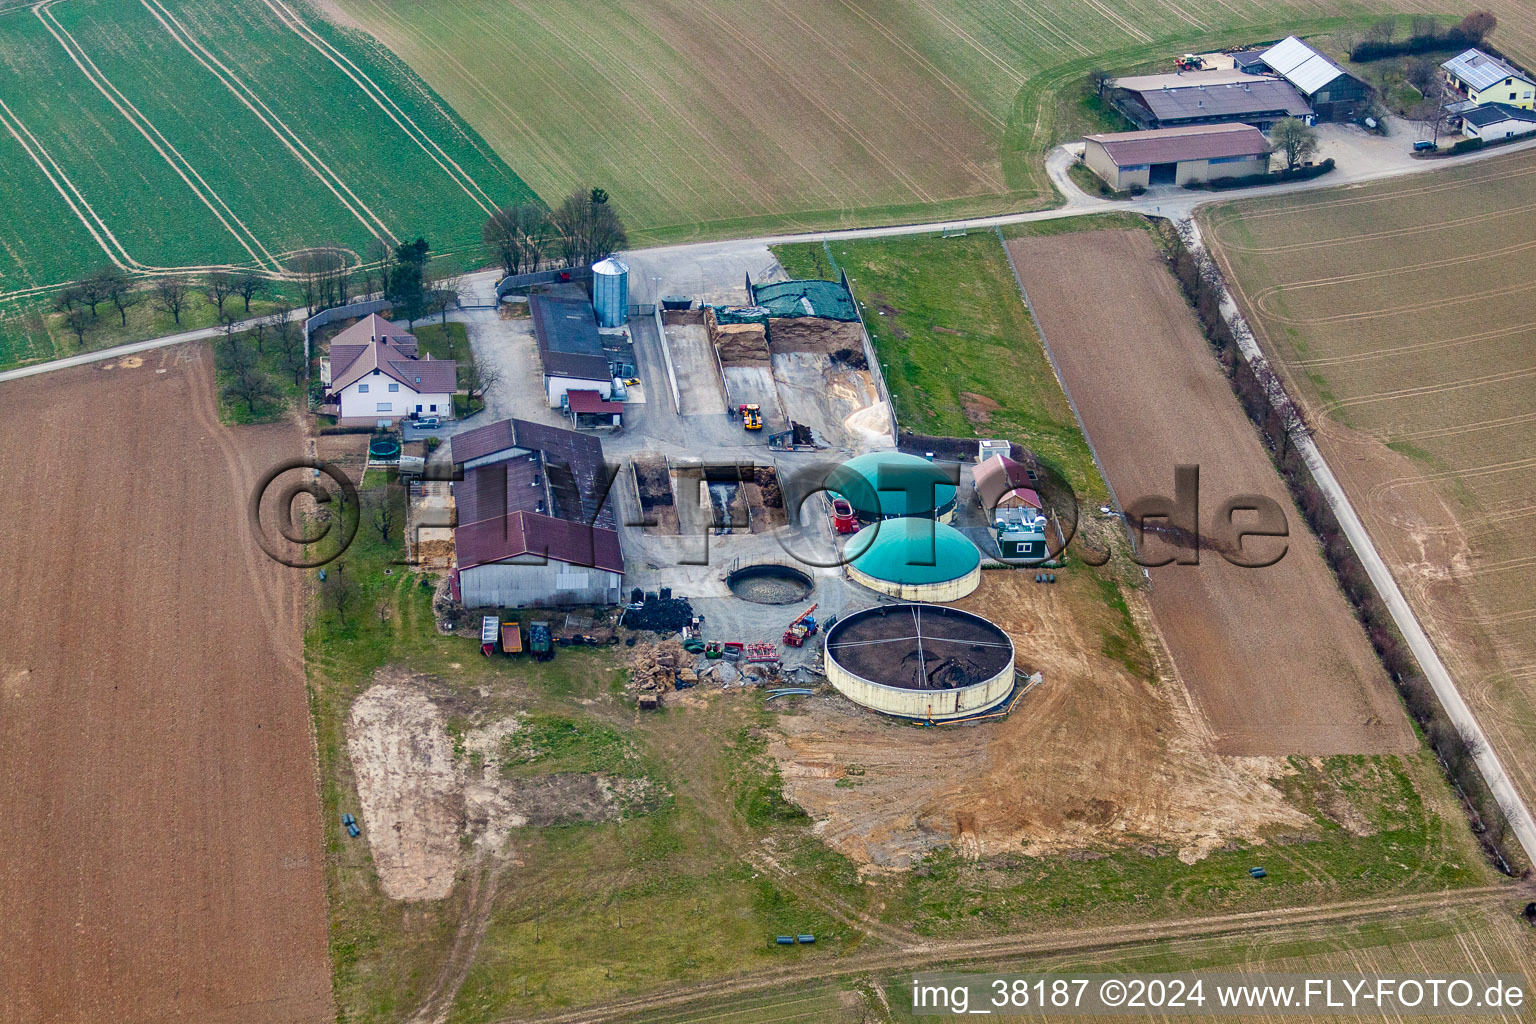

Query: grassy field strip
[[136, 0, 396, 245], [33, 1, 282, 272], [257, 0, 498, 217], [515, 889, 1520, 1024]]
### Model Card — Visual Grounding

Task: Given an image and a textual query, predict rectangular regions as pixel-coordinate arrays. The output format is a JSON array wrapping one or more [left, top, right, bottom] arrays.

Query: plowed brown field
[[1008, 228, 1411, 756], [0, 345, 331, 1023], [1204, 147, 1536, 819]]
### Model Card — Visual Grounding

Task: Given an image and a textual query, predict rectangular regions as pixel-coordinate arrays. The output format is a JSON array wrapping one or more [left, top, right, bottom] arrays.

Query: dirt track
[[0, 345, 331, 1022], [1009, 229, 1412, 756]]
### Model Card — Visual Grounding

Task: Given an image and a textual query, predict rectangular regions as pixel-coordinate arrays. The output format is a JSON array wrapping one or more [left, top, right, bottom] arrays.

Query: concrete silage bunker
[[843, 518, 981, 602], [824, 604, 1015, 721]]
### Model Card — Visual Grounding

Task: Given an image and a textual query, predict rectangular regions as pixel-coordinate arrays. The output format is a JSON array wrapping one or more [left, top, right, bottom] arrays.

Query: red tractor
[[782, 604, 819, 647]]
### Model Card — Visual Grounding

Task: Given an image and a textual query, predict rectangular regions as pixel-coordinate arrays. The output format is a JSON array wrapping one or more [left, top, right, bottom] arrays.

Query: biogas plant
[[822, 448, 1040, 720]]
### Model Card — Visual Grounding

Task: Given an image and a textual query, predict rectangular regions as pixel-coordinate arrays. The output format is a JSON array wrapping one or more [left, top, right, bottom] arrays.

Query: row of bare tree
[[482, 187, 628, 277], [1159, 221, 1517, 868]]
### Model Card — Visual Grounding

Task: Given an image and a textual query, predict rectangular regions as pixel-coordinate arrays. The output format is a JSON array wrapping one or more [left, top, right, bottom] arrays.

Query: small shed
[[566, 388, 622, 429]]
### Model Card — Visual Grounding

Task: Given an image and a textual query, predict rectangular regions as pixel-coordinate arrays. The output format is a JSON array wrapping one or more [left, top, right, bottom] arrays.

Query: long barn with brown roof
[[448, 417, 623, 608]]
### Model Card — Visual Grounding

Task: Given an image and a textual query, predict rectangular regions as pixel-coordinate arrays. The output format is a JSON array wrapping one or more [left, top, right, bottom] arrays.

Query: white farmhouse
[[321, 314, 457, 427]]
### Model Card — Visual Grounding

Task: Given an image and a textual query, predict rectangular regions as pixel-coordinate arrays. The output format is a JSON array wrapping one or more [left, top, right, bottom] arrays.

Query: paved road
[[0, 307, 307, 384]]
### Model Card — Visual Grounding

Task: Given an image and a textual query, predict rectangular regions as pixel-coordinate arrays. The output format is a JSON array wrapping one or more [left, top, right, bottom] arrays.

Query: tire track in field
[[258, 0, 500, 217], [1398, 409, 1536, 442], [765, 0, 1002, 190], [1293, 321, 1534, 368], [33, 0, 283, 272], [1215, 197, 1536, 256], [499, 2, 754, 214], [835, 0, 1022, 123], [137, 0, 396, 246], [1207, 156, 1536, 237], [906, 0, 1038, 78], [1321, 364, 1536, 414], [677, 0, 934, 204], [477, 2, 717, 212], [345, 0, 584, 190]]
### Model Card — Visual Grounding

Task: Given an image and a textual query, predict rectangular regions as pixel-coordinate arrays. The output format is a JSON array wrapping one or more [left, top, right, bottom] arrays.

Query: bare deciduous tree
[[154, 277, 192, 324], [462, 361, 503, 406], [61, 305, 95, 348], [222, 361, 278, 415], [1404, 56, 1439, 97], [549, 188, 627, 269], [205, 272, 238, 318], [94, 266, 137, 326], [483, 202, 550, 276], [427, 268, 462, 324], [323, 567, 354, 626], [1457, 10, 1496, 42], [234, 272, 265, 314], [365, 483, 402, 545], [1269, 117, 1320, 170]]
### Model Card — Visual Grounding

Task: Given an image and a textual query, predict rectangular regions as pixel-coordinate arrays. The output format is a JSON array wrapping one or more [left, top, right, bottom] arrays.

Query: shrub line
[[1156, 218, 1520, 874]]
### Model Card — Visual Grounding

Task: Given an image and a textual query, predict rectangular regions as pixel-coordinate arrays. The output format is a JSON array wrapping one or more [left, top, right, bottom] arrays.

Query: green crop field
[[0, 0, 535, 307], [328, 0, 1536, 244]]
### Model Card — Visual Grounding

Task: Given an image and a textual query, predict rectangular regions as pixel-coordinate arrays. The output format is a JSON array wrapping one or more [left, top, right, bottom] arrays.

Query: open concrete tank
[[591, 256, 629, 328], [824, 604, 1015, 721], [843, 518, 980, 602], [825, 450, 957, 523]]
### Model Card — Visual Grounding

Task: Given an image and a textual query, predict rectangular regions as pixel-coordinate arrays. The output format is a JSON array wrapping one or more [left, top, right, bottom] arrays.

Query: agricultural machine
[[782, 603, 819, 647], [528, 621, 555, 662], [830, 497, 858, 534]]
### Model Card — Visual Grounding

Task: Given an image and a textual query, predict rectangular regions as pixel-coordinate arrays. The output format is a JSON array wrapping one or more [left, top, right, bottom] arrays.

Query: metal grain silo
[[591, 256, 629, 328]]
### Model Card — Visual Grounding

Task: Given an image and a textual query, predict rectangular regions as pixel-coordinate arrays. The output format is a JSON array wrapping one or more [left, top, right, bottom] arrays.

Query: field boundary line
[[259, 0, 499, 217], [1191, 217, 1536, 868], [136, 0, 396, 245], [33, 0, 283, 272]]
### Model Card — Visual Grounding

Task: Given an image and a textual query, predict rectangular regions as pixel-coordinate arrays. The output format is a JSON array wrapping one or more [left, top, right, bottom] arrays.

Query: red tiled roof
[[1084, 123, 1269, 167], [330, 313, 415, 348], [455, 511, 623, 574], [329, 337, 456, 395], [567, 389, 622, 414]]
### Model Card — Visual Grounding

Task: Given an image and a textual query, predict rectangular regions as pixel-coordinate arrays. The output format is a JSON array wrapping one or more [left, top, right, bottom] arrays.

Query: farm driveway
[[0, 344, 331, 1022]]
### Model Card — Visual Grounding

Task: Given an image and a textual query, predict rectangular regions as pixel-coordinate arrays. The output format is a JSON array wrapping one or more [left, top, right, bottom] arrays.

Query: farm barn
[[1259, 36, 1371, 121], [532, 294, 616, 410], [1083, 124, 1270, 189], [448, 417, 623, 608], [1443, 48, 1536, 109], [1112, 70, 1313, 130], [321, 314, 456, 426]]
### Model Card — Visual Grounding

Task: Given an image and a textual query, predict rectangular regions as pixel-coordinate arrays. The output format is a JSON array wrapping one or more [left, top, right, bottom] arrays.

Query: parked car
[[413, 415, 441, 430], [1413, 140, 1437, 152]]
